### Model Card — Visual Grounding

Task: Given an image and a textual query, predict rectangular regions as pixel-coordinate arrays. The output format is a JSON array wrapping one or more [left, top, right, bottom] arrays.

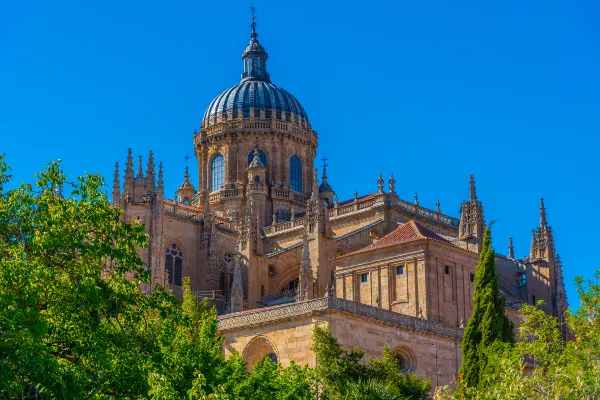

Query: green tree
[[0, 157, 316, 399], [459, 226, 514, 390], [312, 325, 430, 400], [0, 156, 171, 398], [443, 271, 600, 400]]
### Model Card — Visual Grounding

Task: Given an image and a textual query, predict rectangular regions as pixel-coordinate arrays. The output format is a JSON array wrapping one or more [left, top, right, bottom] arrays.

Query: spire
[[125, 148, 134, 183], [530, 228, 537, 259], [469, 174, 477, 201], [311, 168, 319, 201], [112, 161, 120, 202], [377, 173, 384, 194], [318, 157, 333, 193], [297, 233, 313, 302], [229, 252, 244, 312], [204, 190, 212, 221], [241, 5, 270, 82], [540, 197, 547, 227], [146, 150, 155, 187], [508, 237, 514, 258], [136, 155, 144, 179], [388, 173, 396, 193], [157, 161, 164, 195]]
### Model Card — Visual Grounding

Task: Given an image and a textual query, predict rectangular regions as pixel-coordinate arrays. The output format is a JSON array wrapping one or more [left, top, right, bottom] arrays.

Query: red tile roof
[[335, 220, 452, 259]]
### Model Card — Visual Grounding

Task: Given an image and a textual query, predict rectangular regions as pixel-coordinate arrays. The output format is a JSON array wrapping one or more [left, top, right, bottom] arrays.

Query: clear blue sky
[[2, 0, 599, 307]]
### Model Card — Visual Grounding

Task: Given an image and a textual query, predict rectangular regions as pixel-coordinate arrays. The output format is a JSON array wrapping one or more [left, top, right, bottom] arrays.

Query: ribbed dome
[[202, 81, 310, 129], [201, 15, 310, 130]]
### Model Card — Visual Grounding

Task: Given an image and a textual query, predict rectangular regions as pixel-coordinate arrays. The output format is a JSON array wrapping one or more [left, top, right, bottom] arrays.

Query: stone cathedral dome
[[201, 17, 310, 130]]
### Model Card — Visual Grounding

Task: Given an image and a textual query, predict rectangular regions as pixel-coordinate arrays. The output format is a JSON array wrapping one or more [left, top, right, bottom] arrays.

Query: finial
[[137, 155, 143, 178], [334, 194, 339, 205], [388, 173, 396, 193], [354, 189, 358, 200], [414, 192, 419, 206], [250, 2, 257, 39], [436, 200, 441, 213], [469, 174, 477, 201], [183, 155, 191, 181], [313, 167, 318, 182], [157, 161, 164, 196], [272, 213, 277, 226], [320, 157, 329, 182], [377, 173, 384, 194], [112, 161, 120, 201], [146, 151, 155, 187], [540, 197, 547, 226], [249, 147, 264, 168], [508, 236, 514, 258]]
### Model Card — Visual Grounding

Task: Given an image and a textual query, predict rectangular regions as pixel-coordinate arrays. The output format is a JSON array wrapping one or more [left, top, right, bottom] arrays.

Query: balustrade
[[260, 288, 297, 304], [218, 296, 463, 339]]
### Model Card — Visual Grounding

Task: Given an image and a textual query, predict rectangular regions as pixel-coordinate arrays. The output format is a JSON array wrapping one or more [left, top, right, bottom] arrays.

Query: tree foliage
[[439, 271, 600, 399], [312, 325, 431, 400], [459, 226, 514, 389], [0, 158, 317, 399]]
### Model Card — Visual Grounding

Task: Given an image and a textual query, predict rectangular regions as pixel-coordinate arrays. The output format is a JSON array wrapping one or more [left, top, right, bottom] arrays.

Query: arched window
[[183, 197, 190, 205], [247, 149, 267, 167], [165, 243, 183, 287], [211, 154, 224, 192], [289, 155, 302, 192]]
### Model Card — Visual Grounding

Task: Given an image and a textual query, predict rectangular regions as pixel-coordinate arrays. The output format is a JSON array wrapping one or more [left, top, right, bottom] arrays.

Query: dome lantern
[[241, 6, 270, 83]]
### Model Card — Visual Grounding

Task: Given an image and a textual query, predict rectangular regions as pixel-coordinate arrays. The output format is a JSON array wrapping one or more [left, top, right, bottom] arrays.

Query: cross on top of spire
[[320, 157, 328, 170], [250, 2, 257, 38]]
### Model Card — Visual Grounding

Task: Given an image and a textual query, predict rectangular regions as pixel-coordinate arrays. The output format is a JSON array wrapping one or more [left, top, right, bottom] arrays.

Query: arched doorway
[[242, 336, 279, 370]]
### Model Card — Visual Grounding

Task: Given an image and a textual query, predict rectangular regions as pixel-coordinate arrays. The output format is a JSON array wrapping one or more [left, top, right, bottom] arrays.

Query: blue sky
[[2, 0, 599, 307]]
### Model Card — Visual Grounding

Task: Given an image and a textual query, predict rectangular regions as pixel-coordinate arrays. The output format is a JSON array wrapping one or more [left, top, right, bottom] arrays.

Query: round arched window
[[289, 155, 302, 192], [211, 154, 224, 192], [264, 352, 277, 363], [393, 347, 416, 372]]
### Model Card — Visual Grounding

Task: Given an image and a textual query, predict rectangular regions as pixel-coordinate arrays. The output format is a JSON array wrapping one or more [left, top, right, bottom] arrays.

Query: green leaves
[[459, 226, 514, 391], [312, 326, 430, 400]]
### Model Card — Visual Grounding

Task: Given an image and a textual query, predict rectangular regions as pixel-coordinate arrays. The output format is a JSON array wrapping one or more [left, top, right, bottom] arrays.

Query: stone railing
[[218, 297, 463, 339], [200, 119, 317, 146], [209, 188, 242, 203], [162, 199, 234, 229], [388, 199, 460, 227], [247, 182, 267, 192], [163, 199, 204, 220], [262, 215, 308, 235], [261, 288, 297, 304]]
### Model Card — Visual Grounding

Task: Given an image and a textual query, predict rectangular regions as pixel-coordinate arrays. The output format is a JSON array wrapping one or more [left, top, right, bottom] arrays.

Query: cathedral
[[111, 13, 568, 388]]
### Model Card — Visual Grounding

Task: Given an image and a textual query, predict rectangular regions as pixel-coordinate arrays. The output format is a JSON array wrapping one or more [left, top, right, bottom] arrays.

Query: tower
[[458, 175, 486, 252], [527, 197, 559, 315]]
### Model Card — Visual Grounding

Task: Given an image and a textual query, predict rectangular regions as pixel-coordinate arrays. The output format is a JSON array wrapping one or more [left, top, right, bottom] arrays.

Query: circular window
[[224, 252, 233, 265]]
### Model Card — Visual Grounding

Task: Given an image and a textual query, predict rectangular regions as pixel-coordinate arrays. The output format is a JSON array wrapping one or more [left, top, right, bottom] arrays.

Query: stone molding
[[218, 297, 463, 339]]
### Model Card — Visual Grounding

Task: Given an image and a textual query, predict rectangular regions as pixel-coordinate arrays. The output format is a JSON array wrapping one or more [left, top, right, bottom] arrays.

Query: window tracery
[[165, 243, 183, 287]]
